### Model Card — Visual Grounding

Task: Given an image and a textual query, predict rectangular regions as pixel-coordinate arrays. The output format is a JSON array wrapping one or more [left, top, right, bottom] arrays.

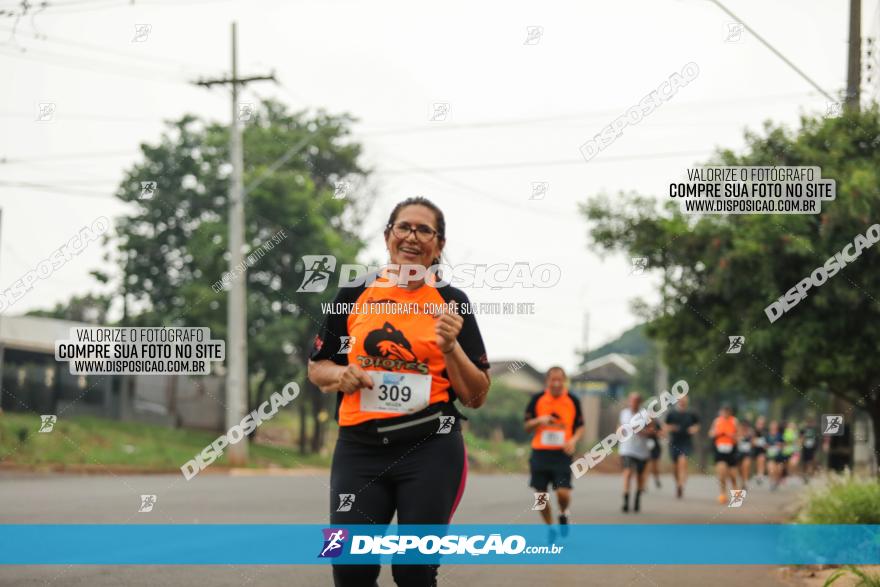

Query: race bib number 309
[[361, 371, 431, 414]]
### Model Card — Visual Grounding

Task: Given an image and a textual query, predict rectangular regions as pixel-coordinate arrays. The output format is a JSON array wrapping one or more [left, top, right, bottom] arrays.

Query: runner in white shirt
[[618, 392, 653, 513]]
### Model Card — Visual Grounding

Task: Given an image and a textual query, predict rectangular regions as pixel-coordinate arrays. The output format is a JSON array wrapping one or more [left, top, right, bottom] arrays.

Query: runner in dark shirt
[[736, 420, 755, 491], [752, 416, 768, 485], [800, 419, 820, 483], [664, 396, 700, 498]]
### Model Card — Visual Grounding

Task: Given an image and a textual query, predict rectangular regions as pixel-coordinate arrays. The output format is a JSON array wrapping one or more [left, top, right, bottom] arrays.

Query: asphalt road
[[0, 470, 808, 586]]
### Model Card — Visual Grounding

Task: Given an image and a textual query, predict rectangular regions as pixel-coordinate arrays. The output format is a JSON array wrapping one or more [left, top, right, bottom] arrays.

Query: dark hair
[[546, 366, 566, 378], [384, 196, 446, 266]]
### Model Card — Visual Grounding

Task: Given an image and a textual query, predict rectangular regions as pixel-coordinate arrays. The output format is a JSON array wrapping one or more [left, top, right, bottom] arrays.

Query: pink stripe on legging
[[448, 444, 468, 522]]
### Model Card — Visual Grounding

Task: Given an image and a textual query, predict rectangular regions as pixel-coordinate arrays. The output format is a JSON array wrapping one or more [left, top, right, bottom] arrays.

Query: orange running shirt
[[524, 389, 584, 451], [712, 415, 738, 448], [309, 273, 490, 427]]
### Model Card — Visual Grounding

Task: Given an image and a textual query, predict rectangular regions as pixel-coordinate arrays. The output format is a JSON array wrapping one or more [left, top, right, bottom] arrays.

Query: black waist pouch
[[339, 402, 464, 446]]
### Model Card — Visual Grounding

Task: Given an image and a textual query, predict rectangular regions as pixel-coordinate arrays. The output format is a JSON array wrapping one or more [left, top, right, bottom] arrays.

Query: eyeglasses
[[388, 221, 439, 243]]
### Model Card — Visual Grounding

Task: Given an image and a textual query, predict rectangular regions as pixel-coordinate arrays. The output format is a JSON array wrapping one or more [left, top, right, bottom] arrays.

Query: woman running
[[308, 196, 491, 587]]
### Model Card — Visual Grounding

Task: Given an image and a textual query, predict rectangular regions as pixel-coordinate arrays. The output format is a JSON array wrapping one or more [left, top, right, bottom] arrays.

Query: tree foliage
[[109, 99, 372, 451], [583, 107, 880, 451]]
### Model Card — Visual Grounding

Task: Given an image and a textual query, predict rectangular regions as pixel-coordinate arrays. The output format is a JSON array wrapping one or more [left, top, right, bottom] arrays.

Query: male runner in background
[[524, 367, 584, 525], [619, 392, 652, 513], [664, 395, 700, 498], [709, 404, 739, 504]]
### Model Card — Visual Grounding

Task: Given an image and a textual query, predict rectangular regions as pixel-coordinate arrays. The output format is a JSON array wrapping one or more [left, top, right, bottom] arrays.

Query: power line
[[0, 24, 215, 73], [0, 43, 192, 84], [378, 149, 712, 175], [36, 0, 234, 15], [0, 180, 116, 199], [377, 152, 574, 218], [352, 91, 821, 137], [0, 149, 136, 164], [0, 110, 170, 123], [707, 0, 835, 102]]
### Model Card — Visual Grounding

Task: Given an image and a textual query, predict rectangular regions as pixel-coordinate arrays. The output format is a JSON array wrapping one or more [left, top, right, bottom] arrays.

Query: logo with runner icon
[[437, 416, 455, 434], [338, 336, 355, 354], [727, 489, 747, 508], [630, 257, 648, 276], [821, 414, 844, 436], [38, 415, 57, 433], [336, 494, 355, 512], [318, 528, 348, 558], [138, 494, 157, 513], [532, 492, 549, 511], [727, 336, 745, 354], [297, 255, 337, 293]]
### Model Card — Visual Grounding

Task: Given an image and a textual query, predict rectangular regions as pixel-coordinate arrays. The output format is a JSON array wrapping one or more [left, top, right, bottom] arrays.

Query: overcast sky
[[1, 0, 875, 373]]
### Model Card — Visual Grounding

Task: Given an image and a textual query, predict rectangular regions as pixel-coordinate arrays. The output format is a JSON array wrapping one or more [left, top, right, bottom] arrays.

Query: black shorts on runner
[[621, 455, 647, 473], [751, 446, 766, 458], [529, 449, 573, 491], [330, 426, 466, 587], [714, 448, 737, 466], [669, 442, 692, 461], [802, 448, 816, 463], [649, 442, 661, 461]]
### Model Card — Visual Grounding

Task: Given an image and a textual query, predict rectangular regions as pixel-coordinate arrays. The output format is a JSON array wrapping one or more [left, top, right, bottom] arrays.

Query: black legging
[[330, 430, 467, 587]]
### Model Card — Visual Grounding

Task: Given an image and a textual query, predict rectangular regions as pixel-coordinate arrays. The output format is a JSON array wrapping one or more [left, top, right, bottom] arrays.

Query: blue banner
[[0, 525, 877, 565]]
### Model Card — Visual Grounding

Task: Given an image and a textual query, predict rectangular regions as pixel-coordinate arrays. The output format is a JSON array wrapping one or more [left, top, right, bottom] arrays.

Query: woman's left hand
[[435, 303, 463, 354]]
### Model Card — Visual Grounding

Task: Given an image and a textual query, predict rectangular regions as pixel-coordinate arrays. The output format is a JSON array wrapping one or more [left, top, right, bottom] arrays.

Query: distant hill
[[582, 323, 651, 365]]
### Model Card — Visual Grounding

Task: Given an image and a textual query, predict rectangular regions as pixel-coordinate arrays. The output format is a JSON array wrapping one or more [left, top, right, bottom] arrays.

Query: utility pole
[[846, 0, 861, 112], [827, 0, 862, 473], [193, 23, 275, 465], [0, 209, 4, 414]]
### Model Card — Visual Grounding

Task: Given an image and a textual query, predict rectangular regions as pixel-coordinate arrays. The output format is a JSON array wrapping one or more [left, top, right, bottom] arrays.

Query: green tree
[[581, 323, 651, 364], [461, 382, 532, 443], [109, 99, 372, 452], [583, 107, 880, 457], [26, 291, 112, 324]]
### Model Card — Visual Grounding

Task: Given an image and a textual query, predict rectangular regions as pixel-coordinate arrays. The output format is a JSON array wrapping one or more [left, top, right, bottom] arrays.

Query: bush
[[459, 383, 533, 443], [824, 566, 880, 587], [797, 473, 880, 524]]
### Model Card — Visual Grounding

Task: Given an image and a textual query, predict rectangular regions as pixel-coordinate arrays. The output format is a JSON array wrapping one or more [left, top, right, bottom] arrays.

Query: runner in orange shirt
[[308, 196, 491, 587], [524, 367, 585, 525], [708, 404, 740, 504]]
